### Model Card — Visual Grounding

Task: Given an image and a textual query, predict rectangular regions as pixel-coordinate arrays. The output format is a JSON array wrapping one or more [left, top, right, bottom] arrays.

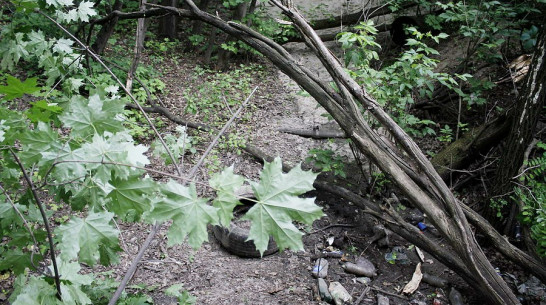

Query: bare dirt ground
[[107, 39, 479, 305], [1, 1, 543, 305]]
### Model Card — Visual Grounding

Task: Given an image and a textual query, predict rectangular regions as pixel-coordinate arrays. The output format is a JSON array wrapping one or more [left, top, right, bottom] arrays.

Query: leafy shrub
[[517, 142, 546, 257]]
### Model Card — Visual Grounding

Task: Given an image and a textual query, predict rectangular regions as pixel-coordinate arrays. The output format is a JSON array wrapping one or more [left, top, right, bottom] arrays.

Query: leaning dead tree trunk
[[488, 28, 546, 228], [150, 2, 527, 303]]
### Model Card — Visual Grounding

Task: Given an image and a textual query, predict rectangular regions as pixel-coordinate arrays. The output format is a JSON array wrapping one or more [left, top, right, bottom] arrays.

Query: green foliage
[[183, 65, 255, 122], [306, 148, 346, 178], [436, 1, 540, 62], [55, 211, 121, 266], [516, 142, 546, 256], [165, 284, 196, 305], [244, 158, 323, 254], [521, 25, 539, 51], [437, 125, 453, 143], [0, 75, 40, 100], [370, 172, 391, 195], [1, 73, 321, 303], [338, 22, 469, 137], [152, 126, 195, 165]]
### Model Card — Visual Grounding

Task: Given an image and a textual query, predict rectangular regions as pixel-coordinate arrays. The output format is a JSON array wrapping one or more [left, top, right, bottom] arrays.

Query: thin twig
[[107, 223, 160, 305], [9, 149, 62, 299], [370, 286, 408, 300], [307, 223, 356, 235]]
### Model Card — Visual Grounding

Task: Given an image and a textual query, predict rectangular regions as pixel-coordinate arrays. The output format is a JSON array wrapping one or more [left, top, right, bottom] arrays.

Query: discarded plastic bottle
[[317, 278, 333, 303], [329, 282, 352, 305], [312, 258, 329, 278], [343, 257, 377, 277], [515, 222, 522, 242], [449, 288, 464, 305]]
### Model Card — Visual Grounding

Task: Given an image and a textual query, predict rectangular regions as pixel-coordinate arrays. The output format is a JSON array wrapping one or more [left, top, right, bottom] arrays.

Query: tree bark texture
[[140, 2, 539, 303], [126, 0, 147, 92], [431, 114, 510, 181], [489, 27, 546, 223], [91, 0, 123, 54], [158, 0, 178, 39]]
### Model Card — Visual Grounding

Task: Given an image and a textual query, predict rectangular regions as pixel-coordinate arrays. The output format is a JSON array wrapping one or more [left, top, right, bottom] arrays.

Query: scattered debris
[[354, 277, 372, 285], [385, 246, 410, 264], [415, 246, 425, 262], [517, 276, 546, 301], [318, 278, 333, 303], [329, 281, 353, 305], [312, 258, 329, 278], [405, 208, 425, 225], [449, 287, 465, 305], [377, 294, 390, 305], [422, 273, 449, 288], [343, 257, 377, 277], [402, 263, 423, 295]]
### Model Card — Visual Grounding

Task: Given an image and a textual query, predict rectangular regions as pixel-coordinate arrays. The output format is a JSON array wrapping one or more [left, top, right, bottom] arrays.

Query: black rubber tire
[[213, 223, 278, 258]]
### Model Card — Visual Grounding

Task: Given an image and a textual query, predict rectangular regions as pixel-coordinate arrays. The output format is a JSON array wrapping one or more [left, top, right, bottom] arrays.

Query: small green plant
[[521, 25, 539, 51], [338, 22, 471, 137], [217, 132, 247, 155], [438, 125, 453, 142], [183, 64, 257, 123], [124, 109, 165, 140], [489, 197, 509, 219], [152, 126, 196, 165], [516, 142, 546, 256], [306, 148, 346, 178], [370, 172, 391, 195]]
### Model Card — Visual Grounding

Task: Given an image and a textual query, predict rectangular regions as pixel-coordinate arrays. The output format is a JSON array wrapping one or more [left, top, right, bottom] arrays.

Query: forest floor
[[101, 35, 529, 305], [1, 1, 544, 305]]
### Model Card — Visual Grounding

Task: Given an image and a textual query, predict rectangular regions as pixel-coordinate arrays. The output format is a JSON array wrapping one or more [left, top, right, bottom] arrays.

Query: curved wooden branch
[[278, 127, 346, 139]]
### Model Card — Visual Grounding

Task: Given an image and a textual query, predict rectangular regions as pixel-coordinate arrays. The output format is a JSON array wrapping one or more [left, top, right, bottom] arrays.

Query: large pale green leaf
[[71, 176, 113, 211], [209, 166, 245, 226], [56, 261, 93, 305], [19, 121, 60, 166], [59, 93, 125, 137], [147, 181, 218, 248], [107, 175, 156, 220], [11, 275, 59, 305], [56, 211, 121, 266], [244, 157, 323, 255], [72, 132, 149, 183]]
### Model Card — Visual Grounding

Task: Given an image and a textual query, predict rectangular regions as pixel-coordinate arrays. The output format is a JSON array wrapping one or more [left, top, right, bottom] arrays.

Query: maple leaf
[[0, 248, 41, 274], [243, 157, 323, 255], [52, 38, 74, 54], [146, 181, 218, 249], [55, 261, 93, 304], [10, 275, 58, 305], [0, 75, 39, 100], [19, 122, 61, 166], [55, 211, 121, 267], [25, 100, 63, 123], [210, 166, 245, 226], [59, 93, 125, 137], [107, 175, 156, 221], [77, 1, 97, 22]]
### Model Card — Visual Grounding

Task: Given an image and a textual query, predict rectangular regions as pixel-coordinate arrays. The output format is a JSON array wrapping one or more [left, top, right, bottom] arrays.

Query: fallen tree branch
[[278, 127, 346, 139], [309, 2, 416, 31]]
